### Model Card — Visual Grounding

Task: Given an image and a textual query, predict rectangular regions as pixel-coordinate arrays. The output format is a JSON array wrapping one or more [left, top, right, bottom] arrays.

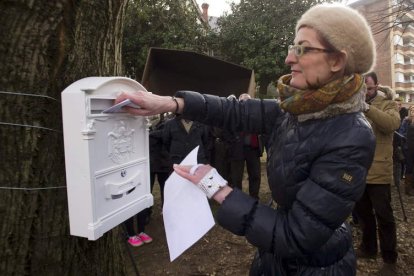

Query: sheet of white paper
[[163, 146, 215, 261]]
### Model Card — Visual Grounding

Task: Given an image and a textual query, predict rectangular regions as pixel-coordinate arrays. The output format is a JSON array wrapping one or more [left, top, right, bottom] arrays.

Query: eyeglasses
[[288, 45, 334, 57]]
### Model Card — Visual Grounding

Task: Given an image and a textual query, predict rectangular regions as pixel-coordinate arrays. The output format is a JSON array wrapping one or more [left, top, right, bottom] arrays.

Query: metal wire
[[0, 90, 59, 102]]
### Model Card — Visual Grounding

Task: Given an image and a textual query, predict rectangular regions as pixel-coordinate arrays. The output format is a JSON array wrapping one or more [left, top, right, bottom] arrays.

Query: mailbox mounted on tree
[[61, 77, 153, 240], [142, 47, 256, 98]]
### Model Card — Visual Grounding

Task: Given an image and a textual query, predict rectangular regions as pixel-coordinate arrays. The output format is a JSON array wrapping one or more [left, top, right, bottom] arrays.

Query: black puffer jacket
[[176, 90, 375, 275]]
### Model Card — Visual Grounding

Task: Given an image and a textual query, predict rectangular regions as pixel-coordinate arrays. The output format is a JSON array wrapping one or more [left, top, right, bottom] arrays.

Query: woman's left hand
[[173, 164, 232, 203], [173, 164, 213, 184]]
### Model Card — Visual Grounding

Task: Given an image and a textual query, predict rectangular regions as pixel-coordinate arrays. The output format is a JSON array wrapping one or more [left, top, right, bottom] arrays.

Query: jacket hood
[[377, 85, 395, 100]]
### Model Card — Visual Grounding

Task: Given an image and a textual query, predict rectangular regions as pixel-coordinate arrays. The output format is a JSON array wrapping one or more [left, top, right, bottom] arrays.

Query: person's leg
[[124, 216, 136, 237], [213, 140, 228, 178], [124, 216, 143, 247], [369, 184, 398, 264], [157, 172, 170, 205], [351, 210, 359, 226], [136, 210, 153, 243], [150, 171, 156, 192], [230, 160, 244, 190], [244, 148, 261, 199], [223, 150, 231, 181], [405, 174, 414, 195], [147, 172, 156, 222], [393, 160, 401, 187], [401, 160, 406, 179], [137, 210, 147, 233], [354, 186, 378, 256], [405, 150, 414, 195]]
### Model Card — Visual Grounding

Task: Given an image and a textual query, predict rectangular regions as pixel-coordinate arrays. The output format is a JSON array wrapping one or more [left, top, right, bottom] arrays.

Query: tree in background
[[123, 0, 210, 80], [217, 0, 325, 95], [0, 0, 129, 274]]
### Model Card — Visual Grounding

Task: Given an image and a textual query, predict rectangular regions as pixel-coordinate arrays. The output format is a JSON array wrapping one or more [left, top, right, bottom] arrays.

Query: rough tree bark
[[0, 0, 129, 275]]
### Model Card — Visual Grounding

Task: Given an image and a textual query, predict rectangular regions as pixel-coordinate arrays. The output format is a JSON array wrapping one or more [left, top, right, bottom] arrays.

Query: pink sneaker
[[127, 236, 143, 247], [138, 232, 153, 244]]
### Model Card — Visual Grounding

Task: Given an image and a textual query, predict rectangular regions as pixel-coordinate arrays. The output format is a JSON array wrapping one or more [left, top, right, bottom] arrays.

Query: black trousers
[[150, 171, 170, 205], [354, 184, 398, 263], [393, 160, 402, 187], [124, 210, 148, 237], [230, 147, 261, 199]]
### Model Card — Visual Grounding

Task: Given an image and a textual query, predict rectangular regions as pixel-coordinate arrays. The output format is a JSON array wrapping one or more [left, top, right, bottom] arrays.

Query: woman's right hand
[[114, 91, 184, 116]]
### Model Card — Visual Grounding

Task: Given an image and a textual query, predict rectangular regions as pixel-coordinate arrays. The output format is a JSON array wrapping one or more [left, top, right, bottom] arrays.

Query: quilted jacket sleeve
[[175, 91, 281, 135]]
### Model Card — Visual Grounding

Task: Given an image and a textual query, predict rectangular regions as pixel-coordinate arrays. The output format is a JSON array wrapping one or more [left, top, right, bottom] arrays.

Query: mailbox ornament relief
[[108, 120, 135, 164], [81, 119, 97, 139]]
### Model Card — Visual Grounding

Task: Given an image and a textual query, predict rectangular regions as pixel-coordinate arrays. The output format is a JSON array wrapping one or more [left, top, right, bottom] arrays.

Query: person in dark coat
[[149, 113, 172, 205], [209, 94, 240, 181], [404, 106, 414, 196], [115, 4, 376, 275], [163, 116, 210, 165], [209, 126, 232, 181], [228, 93, 263, 199], [393, 106, 408, 184]]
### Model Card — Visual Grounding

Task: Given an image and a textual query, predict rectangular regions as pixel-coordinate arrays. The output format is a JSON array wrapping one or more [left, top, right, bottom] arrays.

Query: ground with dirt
[[125, 163, 414, 276]]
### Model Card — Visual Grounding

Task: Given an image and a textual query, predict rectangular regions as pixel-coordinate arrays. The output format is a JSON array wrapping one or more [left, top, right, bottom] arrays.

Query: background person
[[163, 116, 210, 165], [149, 113, 172, 206], [227, 93, 263, 199], [353, 72, 400, 275], [209, 126, 232, 180], [404, 106, 414, 196], [116, 4, 376, 275], [208, 95, 239, 181], [393, 106, 408, 187]]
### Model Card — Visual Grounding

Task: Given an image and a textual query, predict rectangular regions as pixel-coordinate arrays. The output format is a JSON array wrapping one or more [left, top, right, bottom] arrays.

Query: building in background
[[351, 0, 414, 103], [200, 3, 220, 31], [195, 2, 220, 57]]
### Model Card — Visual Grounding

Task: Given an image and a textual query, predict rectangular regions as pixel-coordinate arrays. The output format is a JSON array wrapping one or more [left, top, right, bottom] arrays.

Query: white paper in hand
[[163, 146, 215, 261]]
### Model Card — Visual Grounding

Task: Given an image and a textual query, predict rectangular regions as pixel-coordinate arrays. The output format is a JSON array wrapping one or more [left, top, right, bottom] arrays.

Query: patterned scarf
[[278, 74, 364, 115]]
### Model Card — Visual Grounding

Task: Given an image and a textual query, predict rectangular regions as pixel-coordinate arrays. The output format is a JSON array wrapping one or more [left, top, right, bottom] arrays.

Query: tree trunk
[[0, 0, 129, 275]]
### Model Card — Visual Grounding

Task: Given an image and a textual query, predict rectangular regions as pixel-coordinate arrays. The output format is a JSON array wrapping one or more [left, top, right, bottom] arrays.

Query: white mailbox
[[61, 77, 153, 240]]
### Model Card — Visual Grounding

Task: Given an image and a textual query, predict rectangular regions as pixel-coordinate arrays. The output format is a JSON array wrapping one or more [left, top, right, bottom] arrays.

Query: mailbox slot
[[89, 98, 115, 114]]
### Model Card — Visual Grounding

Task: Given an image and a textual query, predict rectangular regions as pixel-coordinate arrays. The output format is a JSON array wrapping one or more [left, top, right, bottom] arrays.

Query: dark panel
[[142, 48, 255, 98]]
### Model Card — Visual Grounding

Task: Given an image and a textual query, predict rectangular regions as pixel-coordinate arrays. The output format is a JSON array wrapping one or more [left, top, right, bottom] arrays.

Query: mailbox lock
[[121, 169, 127, 177]]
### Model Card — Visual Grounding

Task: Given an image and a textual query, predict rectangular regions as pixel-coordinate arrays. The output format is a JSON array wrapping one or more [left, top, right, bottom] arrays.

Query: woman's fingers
[[174, 165, 192, 174], [173, 164, 213, 183], [114, 92, 131, 104], [173, 165, 196, 182], [189, 164, 203, 175]]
